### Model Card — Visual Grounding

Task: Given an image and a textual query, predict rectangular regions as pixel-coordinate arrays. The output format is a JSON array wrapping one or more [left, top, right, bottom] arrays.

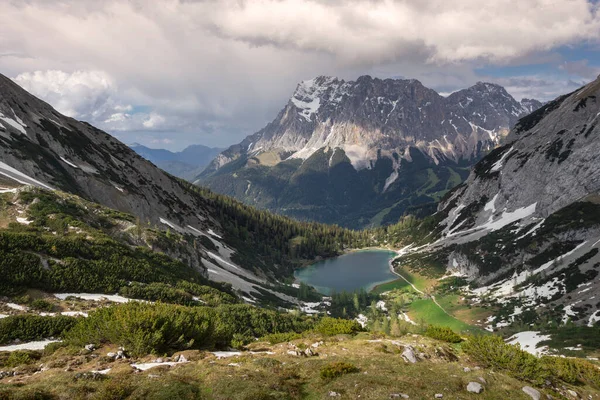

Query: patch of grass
[[260, 332, 302, 344], [408, 299, 480, 334], [392, 266, 432, 292], [370, 278, 410, 295]]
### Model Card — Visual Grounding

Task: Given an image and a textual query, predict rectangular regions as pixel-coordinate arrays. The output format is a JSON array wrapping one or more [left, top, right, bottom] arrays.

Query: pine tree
[[390, 320, 402, 337], [353, 293, 360, 312], [382, 316, 390, 335]]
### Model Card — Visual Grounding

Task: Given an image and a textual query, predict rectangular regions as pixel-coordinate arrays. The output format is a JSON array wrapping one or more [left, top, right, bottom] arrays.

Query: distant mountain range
[[197, 75, 542, 228], [130, 143, 223, 180]]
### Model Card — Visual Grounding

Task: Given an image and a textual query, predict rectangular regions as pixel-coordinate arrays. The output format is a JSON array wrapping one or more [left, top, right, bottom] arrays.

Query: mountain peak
[[471, 81, 506, 93]]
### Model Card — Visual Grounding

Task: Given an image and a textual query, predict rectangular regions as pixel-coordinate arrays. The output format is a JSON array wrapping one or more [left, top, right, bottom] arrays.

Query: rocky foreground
[[1, 333, 599, 399]]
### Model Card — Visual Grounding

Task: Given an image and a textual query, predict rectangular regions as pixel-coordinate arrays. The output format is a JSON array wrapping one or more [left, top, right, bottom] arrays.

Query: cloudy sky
[[1, 0, 600, 150]]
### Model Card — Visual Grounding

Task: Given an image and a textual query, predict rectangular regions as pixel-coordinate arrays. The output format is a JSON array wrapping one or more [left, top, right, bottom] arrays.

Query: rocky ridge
[[401, 76, 600, 330]]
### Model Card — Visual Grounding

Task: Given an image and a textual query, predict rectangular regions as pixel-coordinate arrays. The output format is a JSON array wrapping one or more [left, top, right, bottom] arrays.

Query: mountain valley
[[0, 73, 599, 399]]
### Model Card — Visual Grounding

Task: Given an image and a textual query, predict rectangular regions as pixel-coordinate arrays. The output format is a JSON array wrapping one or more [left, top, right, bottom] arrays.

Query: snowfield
[[54, 293, 133, 303], [0, 340, 59, 352], [506, 331, 550, 356], [0, 161, 53, 190]]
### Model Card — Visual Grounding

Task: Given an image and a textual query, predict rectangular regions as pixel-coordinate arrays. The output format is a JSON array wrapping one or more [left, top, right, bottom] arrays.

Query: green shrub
[[424, 325, 463, 343], [540, 356, 600, 388], [462, 335, 547, 384], [314, 317, 361, 336], [0, 315, 76, 345], [30, 299, 54, 312], [231, 333, 253, 349], [320, 361, 359, 380], [65, 302, 313, 355], [464, 334, 600, 388], [119, 282, 194, 305], [2, 350, 40, 368], [65, 302, 214, 356], [42, 341, 69, 356]]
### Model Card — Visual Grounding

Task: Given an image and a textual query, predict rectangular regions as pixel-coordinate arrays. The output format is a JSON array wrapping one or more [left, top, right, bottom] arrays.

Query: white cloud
[[0, 0, 599, 148], [14, 70, 117, 119], [142, 113, 166, 129], [205, 0, 600, 63]]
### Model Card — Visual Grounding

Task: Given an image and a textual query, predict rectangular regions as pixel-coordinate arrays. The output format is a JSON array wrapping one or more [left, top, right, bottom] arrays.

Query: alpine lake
[[294, 250, 398, 295]]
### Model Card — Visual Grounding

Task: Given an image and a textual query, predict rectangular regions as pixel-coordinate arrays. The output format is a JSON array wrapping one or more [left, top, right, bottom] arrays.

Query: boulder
[[304, 347, 316, 357], [467, 382, 484, 394], [176, 354, 188, 363], [401, 346, 418, 363], [434, 394, 443, 398], [522, 386, 541, 400], [84, 344, 95, 352]]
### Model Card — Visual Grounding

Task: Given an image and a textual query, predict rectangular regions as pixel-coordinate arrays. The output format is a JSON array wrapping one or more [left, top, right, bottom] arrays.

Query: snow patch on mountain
[[0, 161, 53, 190], [0, 110, 27, 135], [506, 331, 550, 356]]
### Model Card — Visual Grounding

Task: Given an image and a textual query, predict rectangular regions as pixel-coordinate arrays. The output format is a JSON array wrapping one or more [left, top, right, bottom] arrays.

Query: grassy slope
[[408, 299, 481, 334], [1, 334, 590, 400], [370, 279, 410, 295]]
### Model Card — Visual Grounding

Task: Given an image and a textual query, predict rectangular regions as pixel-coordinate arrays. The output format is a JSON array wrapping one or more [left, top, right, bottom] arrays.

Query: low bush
[[0, 350, 40, 368], [314, 317, 361, 336], [320, 362, 359, 380], [462, 334, 600, 388], [0, 315, 76, 345], [462, 335, 600, 388], [119, 282, 194, 305], [30, 299, 54, 312], [424, 325, 463, 343], [65, 302, 313, 356], [65, 302, 214, 356], [462, 334, 547, 384], [540, 356, 600, 388]]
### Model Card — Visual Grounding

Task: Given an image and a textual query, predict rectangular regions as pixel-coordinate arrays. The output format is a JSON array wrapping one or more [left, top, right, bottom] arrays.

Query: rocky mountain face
[[198, 75, 540, 228], [0, 73, 313, 304], [130, 143, 223, 181], [403, 76, 600, 329]]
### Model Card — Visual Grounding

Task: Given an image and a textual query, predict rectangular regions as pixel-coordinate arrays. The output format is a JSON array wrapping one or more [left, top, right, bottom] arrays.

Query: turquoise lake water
[[294, 250, 397, 295]]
